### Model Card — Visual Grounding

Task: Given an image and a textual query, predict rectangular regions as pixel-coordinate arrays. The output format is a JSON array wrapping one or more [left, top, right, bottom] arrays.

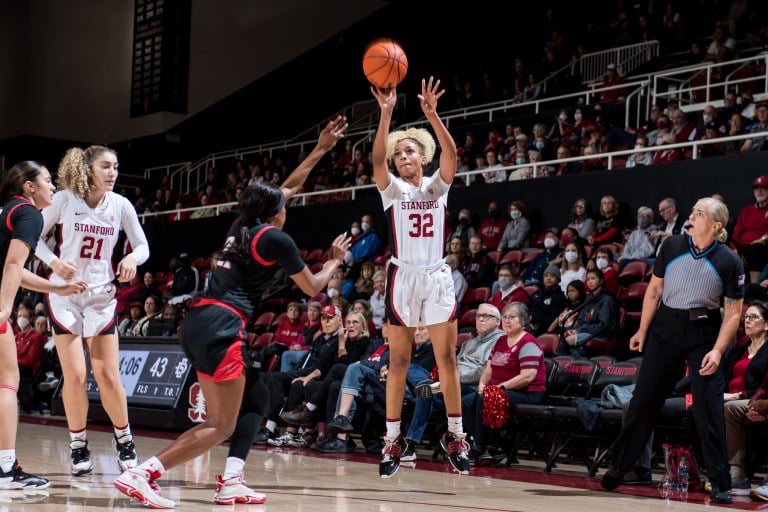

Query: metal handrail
[[137, 130, 767, 223]]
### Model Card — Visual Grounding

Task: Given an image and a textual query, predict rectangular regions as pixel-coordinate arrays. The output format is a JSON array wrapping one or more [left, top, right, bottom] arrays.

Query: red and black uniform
[[0, 197, 43, 335], [180, 222, 304, 382]]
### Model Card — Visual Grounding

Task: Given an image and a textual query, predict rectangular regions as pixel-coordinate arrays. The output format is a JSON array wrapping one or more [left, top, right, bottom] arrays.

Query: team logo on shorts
[[188, 382, 207, 423]]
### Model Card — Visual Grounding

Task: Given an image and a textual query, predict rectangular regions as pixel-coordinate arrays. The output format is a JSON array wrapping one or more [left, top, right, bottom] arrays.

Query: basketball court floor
[[6, 415, 767, 511]]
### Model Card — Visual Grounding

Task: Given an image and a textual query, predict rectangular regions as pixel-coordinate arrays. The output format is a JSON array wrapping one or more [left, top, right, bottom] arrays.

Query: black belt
[[662, 304, 720, 322]]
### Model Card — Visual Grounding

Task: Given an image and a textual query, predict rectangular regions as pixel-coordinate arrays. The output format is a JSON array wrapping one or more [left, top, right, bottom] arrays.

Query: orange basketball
[[362, 38, 408, 89]]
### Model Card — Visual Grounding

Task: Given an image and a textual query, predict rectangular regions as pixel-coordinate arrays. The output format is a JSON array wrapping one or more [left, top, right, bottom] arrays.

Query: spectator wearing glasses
[[461, 302, 546, 465], [652, 197, 685, 256], [568, 199, 595, 241], [400, 304, 503, 461]]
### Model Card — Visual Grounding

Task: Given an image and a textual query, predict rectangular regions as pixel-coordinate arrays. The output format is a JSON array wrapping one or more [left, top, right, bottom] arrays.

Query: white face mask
[[559, 113, 568, 122], [702, 114, 712, 124], [634, 144, 645, 150], [565, 250, 579, 263], [574, 113, 583, 122], [326, 289, 339, 299], [595, 257, 610, 270], [350, 227, 361, 236], [509, 210, 522, 220], [497, 276, 511, 289], [16, 316, 29, 329], [544, 238, 557, 249], [361, 222, 371, 232]]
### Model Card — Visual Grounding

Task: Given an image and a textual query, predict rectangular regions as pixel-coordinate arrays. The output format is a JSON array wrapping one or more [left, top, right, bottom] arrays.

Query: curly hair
[[57, 145, 116, 199], [386, 127, 436, 163]]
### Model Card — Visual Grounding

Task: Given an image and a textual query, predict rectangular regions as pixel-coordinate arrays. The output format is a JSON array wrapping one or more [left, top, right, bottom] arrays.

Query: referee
[[600, 197, 744, 504]]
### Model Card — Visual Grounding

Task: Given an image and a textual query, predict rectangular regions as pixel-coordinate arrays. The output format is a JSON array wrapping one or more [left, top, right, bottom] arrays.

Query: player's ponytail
[[0, 161, 46, 204], [58, 145, 116, 199]]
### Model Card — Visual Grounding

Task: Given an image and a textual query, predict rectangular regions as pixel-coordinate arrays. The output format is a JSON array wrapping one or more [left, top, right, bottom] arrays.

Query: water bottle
[[658, 444, 674, 499], [677, 455, 689, 501]]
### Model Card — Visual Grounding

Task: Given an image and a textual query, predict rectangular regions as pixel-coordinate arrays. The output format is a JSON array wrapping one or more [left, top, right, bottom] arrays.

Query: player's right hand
[[56, 280, 88, 296], [629, 331, 645, 352], [52, 259, 78, 280]]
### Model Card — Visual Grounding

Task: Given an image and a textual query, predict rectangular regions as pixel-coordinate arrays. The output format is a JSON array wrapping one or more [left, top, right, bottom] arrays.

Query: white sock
[[0, 449, 15, 473], [305, 402, 317, 411], [114, 424, 133, 442], [265, 420, 277, 433], [223, 457, 245, 479], [447, 415, 464, 437], [138, 456, 165, 477], [70, 430, 87, 447], [385, 420, 401, 440]]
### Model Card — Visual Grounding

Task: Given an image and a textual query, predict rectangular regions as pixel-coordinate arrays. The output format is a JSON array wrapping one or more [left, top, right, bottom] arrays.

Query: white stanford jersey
[[35, 189, 149, 287], [380, 172, 450, 267]]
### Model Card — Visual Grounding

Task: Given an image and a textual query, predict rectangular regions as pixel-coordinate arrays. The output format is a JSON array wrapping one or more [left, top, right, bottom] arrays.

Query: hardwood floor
[[5, 416, 766, 511]]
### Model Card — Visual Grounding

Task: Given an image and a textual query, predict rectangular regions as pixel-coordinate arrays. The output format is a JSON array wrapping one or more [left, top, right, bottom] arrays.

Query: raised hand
[[370, 85, 398, 114], [417, 76, 445, 117], [329, 232, 352, 262], [317, 115, 349, 152]]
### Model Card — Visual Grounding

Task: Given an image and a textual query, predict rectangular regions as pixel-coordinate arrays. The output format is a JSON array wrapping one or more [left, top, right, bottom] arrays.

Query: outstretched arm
[[370, 86, 398, 191], [419, 77, 457, 184], [281, 115, 348, 200]]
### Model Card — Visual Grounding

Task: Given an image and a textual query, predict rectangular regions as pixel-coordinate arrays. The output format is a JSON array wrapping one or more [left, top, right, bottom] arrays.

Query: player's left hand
[[116, 255, 137, 282], [417, 76, 444, 116]]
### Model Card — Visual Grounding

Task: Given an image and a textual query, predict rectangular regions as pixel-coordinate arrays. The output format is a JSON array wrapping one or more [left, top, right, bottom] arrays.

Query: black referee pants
[[610, 305, 730, 490]]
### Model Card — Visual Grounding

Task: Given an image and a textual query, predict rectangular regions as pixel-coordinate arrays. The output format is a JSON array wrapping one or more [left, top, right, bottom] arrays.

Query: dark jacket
[[529, 285, 567, 336], [572, 290, 618, 344], [722, 338, 768, 399], [302, 335, 370, 378], [461, 250, 495, 288]]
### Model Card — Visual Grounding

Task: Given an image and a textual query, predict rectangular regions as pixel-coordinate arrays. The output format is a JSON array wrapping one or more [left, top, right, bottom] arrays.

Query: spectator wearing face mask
[[16, 305, 48, 413], [588, 246, 620, 297], [343, 214, 383, 267], [619, 206, 658, 267], [477, 201, 507, 250], [445, 209, 476, 253], [559, 241, 587, 293], [348, 221, 362, 243], [497, 201, 530, 253], [518, 228, 562, 287], [625, 135, 653, 168], [489, 264, 528, 312]]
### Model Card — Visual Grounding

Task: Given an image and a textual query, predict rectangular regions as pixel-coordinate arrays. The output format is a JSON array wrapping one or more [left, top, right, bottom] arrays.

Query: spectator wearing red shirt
[[478, 201, 507, 250], [273, 302, 304, 348], [733, 176, 768, 283], [16, 306, 48, 413], [599, 63, 627, 104], [588, 246, 620, 297], [490, 265, 528, 312]]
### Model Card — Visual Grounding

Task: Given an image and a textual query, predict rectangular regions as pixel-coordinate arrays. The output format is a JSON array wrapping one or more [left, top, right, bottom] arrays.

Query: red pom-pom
[[428, 365, 440, 382], [481, 385, 511, 429]]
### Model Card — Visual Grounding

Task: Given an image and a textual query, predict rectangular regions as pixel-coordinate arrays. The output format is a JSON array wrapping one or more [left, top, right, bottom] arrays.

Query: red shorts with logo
[[179, 299, 247, 383]]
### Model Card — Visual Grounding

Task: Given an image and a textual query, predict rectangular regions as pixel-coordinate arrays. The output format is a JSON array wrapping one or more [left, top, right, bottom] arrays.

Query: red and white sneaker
[[213, 473, 267, 504], [114, 468, 175, 509]]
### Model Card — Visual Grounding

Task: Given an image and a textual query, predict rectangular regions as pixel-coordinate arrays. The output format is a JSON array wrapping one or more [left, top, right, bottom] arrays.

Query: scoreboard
[[52, 337, 201, 430]]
